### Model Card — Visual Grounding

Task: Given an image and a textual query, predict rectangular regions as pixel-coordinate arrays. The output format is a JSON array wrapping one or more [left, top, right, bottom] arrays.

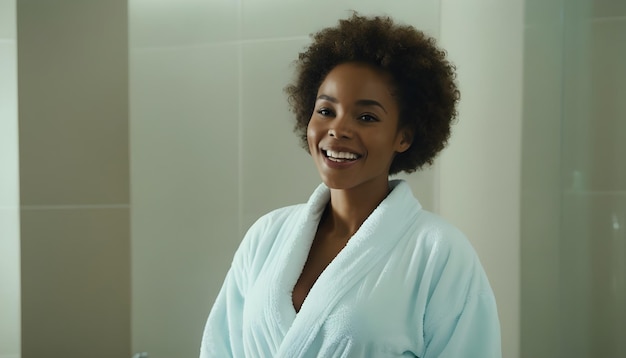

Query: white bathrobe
[[201, 179, 501, 357]]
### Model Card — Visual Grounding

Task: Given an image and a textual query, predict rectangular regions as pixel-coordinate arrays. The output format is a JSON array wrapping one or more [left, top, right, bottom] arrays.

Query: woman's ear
[[396, 128, 413, 153]]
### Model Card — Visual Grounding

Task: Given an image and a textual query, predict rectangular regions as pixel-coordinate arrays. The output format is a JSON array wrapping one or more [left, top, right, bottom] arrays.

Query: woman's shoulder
[[412, 209, 473, 254], [409, 209, 493, 284], [409, 209, 494, 294]]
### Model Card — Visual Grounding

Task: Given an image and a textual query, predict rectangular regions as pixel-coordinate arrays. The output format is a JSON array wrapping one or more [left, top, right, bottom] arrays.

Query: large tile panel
[[392, 168, 437, 212], [0, 0, 16, 39], [20, 207, 130, 358], [131, 204, 239, 358], [524, 0, 563, 26], [17, 0, 129, 206], [520, 22, 563, 358], [0, 209, 20, 357], [242, 0, 440, 40], [0, 42, 18, 208], [440, 3, 524, 357], [240, 39, 320, 232], [130, 43, 240, 357], [130, 0, 239, 48], [130, 44, 239, 217]]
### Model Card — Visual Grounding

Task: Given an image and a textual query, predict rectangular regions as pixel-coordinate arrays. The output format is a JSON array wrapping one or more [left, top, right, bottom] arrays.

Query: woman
[[201, 14, 501, 358]]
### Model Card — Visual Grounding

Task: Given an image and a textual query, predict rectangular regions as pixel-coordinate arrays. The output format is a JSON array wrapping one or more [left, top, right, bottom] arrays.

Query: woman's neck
[[323, 180, 390, 239]]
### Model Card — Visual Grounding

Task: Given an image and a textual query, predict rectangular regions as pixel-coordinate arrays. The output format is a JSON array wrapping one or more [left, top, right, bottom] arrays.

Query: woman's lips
[[321, 149, 361, 169], [324, 149, 360, 160]]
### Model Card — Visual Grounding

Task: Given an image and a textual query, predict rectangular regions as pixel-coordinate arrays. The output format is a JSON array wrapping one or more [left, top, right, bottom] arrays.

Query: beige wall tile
[[525, 0, 564, 26], [130, 43, 239, 357], [130, 0, 239, 48], [18, 114, 130, 205], [131, 204, 239, 357], [0, 0, 16, 39], [17, 0, 129, 206], [440, 2, 524, 357], [0, 4, 20, 357], [242, 0, 440, 40], [392, 168, 438, 212], [0, 209, 20, 357], [240, 39, 320, 232], [130, 44, 239, 211], [0, 42, 18, 208], [20, 207, 130, 358], [520, 22, 563, 358]]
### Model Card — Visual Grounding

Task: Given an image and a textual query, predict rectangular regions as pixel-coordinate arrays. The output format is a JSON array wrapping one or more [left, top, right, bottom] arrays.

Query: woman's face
[[307, 62, 410, 191]]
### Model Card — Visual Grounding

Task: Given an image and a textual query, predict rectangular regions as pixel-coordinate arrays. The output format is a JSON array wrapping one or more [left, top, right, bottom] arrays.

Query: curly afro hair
[[285, 13, 460, 175]]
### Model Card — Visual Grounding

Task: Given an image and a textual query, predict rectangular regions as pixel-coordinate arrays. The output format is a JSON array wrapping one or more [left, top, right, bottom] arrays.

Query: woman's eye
[[358, 114, 378, 122], [317, 108, 332, 116]]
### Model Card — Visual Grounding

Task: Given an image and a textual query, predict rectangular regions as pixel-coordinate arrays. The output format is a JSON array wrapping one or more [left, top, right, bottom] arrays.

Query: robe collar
[[271, 179, 422, 356]]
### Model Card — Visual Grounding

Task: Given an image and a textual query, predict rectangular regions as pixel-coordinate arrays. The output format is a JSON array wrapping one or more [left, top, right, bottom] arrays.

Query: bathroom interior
[[1, 0, 624, 357]]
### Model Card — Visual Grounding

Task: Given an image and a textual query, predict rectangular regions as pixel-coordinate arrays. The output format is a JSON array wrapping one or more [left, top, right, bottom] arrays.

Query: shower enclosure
[[522, 0, 626, 357]]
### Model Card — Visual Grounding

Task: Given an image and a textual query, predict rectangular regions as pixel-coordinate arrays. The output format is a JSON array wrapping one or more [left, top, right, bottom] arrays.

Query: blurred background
[[0, 0, 624, 357]]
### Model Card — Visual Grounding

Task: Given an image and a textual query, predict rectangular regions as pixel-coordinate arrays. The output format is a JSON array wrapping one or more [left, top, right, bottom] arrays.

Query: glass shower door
[[522, 0, 626, 357]]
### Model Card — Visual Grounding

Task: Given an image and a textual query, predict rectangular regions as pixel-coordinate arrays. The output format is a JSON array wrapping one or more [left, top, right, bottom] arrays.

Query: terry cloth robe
[[200, 179, 501, 358]]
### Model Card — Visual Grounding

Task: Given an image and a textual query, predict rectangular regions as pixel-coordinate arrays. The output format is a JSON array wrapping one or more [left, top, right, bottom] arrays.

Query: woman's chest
[[244, 254, 423, 356], [292, 233, 348, 312]]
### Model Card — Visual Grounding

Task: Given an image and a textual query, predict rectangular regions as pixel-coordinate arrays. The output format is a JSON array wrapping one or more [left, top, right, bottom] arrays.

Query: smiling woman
[[200, 14, 501, 358], [306, 63, 409, 194]]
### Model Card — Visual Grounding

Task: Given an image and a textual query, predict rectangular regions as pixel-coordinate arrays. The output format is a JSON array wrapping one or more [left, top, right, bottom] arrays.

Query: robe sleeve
[[199, 269, 244, 358], [420, 229, 502, 358], [422, 290, 501, 357], [199, 217, 266, 358]]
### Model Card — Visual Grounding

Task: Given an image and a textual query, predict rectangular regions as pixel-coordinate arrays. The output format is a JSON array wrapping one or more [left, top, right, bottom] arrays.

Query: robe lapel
[[275, 180, 420, 357], [266, 184, 330, 336]]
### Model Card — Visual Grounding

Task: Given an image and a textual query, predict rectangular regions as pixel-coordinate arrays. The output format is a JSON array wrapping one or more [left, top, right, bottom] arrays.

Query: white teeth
[[325, 150, 358, 160]]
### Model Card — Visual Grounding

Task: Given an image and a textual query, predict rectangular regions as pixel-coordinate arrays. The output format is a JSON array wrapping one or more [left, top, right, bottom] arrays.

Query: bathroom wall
[[0, 0, 20, 357], [10, 0, 623, 356], [8, 1, 526, 357], [129, 1, 442, 357], [521, 0, 563, 356], [439, 2, 524, 357], [17, 1, 130, 357]]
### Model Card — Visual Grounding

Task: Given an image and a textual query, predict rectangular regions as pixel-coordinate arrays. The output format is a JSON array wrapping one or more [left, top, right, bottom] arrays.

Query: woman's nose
[[328, 114, 352, 139]]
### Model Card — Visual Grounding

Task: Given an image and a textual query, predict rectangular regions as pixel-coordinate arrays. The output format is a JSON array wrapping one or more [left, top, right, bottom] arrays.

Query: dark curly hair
[[285, 14, 459, 174]]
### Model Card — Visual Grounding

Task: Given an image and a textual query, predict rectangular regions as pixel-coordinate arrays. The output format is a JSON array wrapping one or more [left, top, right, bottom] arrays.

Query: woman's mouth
[[322, 149, 362, 162]]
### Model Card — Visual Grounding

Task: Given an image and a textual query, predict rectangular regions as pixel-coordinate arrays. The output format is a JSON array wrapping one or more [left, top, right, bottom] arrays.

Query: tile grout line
[[525, 15, 626, 28], [237, 0, 244, 238], [591, 15, 626, 23], [131, 35, 310, 52], [20, 204, 130, 210]]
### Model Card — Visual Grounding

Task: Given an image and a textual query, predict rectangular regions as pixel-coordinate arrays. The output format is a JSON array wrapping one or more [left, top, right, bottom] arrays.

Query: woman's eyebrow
[[355, 99, 387, 114], [316, 94, 338, 103], [316, 94, 388, 114]]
